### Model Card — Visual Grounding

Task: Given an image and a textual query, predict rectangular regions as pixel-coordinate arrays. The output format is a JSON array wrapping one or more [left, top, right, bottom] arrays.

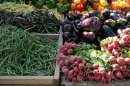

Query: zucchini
[[102, 25, 116, 37]]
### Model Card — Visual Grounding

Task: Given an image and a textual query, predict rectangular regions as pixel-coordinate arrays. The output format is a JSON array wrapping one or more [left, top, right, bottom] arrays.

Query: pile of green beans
[[0, 25, 58, 76]]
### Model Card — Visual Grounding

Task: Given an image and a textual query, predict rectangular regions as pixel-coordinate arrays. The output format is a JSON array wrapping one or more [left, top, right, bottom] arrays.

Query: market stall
[[0, 0, 129, 86]]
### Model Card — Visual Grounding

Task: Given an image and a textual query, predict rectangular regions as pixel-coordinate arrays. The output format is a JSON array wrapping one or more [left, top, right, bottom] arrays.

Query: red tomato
[[76, 4, 84, 12], [80, 0, 87, 4], [71, 3, 77, 11], [112, 6, 121, 10], [92, 3, 98, 10]]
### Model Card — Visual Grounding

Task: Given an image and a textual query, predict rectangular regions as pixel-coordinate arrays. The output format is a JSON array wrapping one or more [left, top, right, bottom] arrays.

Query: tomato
[[94, 0, 99, 3], [76, 4, 84, 12], [80, 0, 87, 4], [112, 6, 121, 10], [92, 3, 98, 10], [71, 3, 77, 11], [74, 0, 81, 4]]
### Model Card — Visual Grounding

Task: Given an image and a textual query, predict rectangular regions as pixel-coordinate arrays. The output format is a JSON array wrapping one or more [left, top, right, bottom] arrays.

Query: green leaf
[[72, 82, 79, 86]]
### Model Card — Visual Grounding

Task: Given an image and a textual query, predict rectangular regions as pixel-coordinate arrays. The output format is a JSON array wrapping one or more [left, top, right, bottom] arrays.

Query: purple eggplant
[[101, 8, 110, 19], [104, 19, 116, 28], [81, 17, 101, 33], [62, 24, 73, 32], [83, 31, 96, 42]]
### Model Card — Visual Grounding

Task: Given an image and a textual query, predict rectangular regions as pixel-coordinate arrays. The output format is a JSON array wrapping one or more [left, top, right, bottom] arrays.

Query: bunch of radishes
[[57, 42, 112, 83], [102, 28, 130, 56], [102, 28, 130, 80]]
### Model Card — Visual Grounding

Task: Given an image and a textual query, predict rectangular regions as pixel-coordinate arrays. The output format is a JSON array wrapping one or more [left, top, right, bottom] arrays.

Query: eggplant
[[71, 21, 78, 33], [72, 11, 82, 20], [110, 13, 127, 26], [110, 12, 120, 20], [101, 8, 110, 19], [62, 24, 73, 32], [66, 14, 74, 21], [126, 12, 130, 21], [89, 10, 105, 21], [102, 25, 116, 37], [104, 19, 116, 28], [81, 17, 101, 33], [80, 12, 90, 21], [60, 19, 70, 26], [83, 31, 96, 43], [89, 10, 100, 17], [63, 32, 72, 40]]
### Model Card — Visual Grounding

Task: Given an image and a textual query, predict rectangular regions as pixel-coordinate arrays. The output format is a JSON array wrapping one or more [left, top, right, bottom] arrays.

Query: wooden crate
[[0, 34, 60, 86]]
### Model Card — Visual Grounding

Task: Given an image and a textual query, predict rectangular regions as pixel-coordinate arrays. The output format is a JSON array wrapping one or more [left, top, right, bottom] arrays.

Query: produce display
[[0, 25, 58, 76], [0, 0, 129, 85]]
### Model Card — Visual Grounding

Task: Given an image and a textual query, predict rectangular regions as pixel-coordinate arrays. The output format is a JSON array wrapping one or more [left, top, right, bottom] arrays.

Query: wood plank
[[0, 85, 56, 86], [60, 77, 130, 86], [0, 76, 54, 84], [35, 33, 59, 40]]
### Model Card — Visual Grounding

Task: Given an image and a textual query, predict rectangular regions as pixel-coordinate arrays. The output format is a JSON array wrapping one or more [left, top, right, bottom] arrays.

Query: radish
[[112, 64, 120, 71], [69, 56, 76, 64], [115, 71, 123, 80], [61, 66, 67, 71], [120, 65, 127, 71], [78, 63, 84, 69], [63, 68, 69, 75], [63, 47, 68, 52], [60, 55, 66, 60], [82, 60, 87, 65], [59, 60, 64, 67], [93, 69, 99, 75], [74, 67, 80, 73], [72, 44, 78, 49], [84, 65, 88, 71], [87, 74, 94, 81], [105, 71, 112, 82], [65, 60, 70, 66], [98, 68, 106, 76], [72, 77, 77, 82], [92, 63, 99, 69], [74, 61, 80, 67], [122, 71, 129, 78], [117, 57, 125, 65], [74, 72, 78, 76], [101, 76, 107, 83], [77, 56, 83, 62], [125, 58, 130, 65], [109, 56, 116, 63], [67, 49, 73, 55], [69, 70, 74, 76], [94, 74, 102, 80], [66, 43, 73, 49], [77, 75, 83, 82]]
